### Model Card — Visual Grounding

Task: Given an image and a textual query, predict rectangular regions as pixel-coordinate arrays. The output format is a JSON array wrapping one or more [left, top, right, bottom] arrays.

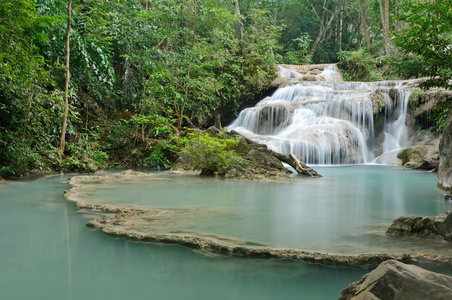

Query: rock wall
[[410, 89, 452, 130], [438, 113, 452, 195]]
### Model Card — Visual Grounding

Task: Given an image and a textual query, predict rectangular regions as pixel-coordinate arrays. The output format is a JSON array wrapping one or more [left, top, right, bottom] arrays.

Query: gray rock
[[387, 211, 452, 241], [339, 260, 452, 300], [438, 113, 452, 196], [434, 212, 452, 241], [397, 144, 439, 167], [245, 149, 287, 172], [387, 216, 440, 236]]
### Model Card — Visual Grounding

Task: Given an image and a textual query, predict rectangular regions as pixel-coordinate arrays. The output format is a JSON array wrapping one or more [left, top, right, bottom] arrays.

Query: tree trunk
[[384, 0, 390, 48], [309, 0, 352, 56], [177, 0, 197, 131], [377, 0, 390, 53], [59, 0, 72, 157], [234, 0, 243, 55], [359, 0, 371, 48], [267, 149, 322, 177], [234, 0, 243, 41]]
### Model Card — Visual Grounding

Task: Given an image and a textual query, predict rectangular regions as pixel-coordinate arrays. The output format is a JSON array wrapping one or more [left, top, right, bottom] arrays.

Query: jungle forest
[[1, 0, 451, 177]]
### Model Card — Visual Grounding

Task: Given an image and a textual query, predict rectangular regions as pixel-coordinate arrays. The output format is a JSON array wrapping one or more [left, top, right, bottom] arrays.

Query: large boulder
[[438, 113, 452, 196], [397, 139, 440, 167], [339, 260, 452, 300]]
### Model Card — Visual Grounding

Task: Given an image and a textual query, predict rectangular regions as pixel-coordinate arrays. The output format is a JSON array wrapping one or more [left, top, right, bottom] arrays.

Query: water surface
[[0, 174, 367, 300], [2, 166, 451, 300], [78, 165, 450, 254]]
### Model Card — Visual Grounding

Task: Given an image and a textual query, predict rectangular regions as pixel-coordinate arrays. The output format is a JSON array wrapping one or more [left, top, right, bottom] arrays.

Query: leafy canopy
[[392, 0, 452, 90]]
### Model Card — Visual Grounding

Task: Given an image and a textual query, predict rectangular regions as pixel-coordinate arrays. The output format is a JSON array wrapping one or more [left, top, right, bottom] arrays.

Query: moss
[[397, 148, 413, 165]]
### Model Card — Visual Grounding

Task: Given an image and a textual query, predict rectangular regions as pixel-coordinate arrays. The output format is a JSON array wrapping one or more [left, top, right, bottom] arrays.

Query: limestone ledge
[[84, 211, 452, 269], [66, 170, 452, 269]]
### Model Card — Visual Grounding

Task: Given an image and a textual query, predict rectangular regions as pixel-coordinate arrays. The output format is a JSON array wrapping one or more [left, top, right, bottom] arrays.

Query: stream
[[1, 166, 451, 299], [1, 65, 451, 299], [1, 173, 367, 300]]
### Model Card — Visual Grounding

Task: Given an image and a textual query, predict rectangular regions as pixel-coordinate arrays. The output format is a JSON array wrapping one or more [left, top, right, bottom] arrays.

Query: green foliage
[[391, 0, 452, 90], [180, 132, 244, 176], [409, 89, 452, 132], [338, 49, 384, 81], [0, 0, 63, 177], [276, 33, 312, 64], [145, 139, 178, 170], [97, 114, 177, 169], [128, 114, 174, 139], [375, 99, 384, 112], [139, 1, 279, 127], [60, 131, 109, 172], [3, 0, 423, 177], [427, 98, 452, 133]]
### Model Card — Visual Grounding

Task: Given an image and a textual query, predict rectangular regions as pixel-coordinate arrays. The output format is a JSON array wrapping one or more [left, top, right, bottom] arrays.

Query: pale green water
[[0, 166, 451, 299], [80, 165, 451, 254], [0, 173, 367, 300]]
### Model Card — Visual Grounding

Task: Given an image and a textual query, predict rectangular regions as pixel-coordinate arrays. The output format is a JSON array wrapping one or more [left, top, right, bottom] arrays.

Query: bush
[[61, 132, 109, 173], [337, 49, 384, 82], [180, 132, 244, 176], [145, 139, 179, 170]]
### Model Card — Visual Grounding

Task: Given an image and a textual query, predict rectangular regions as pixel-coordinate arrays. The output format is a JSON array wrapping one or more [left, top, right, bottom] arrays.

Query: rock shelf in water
[[387, 211, 452, 241], [65, 170, 452, 269]]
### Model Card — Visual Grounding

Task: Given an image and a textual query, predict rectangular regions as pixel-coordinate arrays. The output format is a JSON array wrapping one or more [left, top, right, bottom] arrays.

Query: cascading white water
[[383, 89, 411, 151], [229, 64, 413, 165], [373, 88, 412, 164]]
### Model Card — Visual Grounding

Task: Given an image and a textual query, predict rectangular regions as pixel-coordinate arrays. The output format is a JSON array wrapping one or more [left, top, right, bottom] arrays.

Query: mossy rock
[[397, 145, 439, 166]]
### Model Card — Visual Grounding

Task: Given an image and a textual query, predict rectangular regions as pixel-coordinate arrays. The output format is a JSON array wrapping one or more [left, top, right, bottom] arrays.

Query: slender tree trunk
[[338, 6, 343, 51], [309, 0, 352, 55], [359, 0, 371, 48], [384, 0, 390, 47], [234, 0, 243, 41], [59, 0, 72, 157], [377, 0, 390, 53], [177, 0, 197, 131], [234, 0, 244, 56], [309, 3, 337, 55]]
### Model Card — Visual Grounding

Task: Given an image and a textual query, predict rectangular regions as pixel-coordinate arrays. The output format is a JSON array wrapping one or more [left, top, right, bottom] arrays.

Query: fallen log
[[267, 149, 322, 177], [408, 160, 439, 172]]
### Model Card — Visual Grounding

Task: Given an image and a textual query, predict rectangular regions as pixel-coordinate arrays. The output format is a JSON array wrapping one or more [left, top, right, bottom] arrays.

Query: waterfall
[[373, 89, 412, 164], [229, 64, 414, 165]]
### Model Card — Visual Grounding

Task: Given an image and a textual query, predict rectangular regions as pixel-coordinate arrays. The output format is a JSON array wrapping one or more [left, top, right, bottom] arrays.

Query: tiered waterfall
[[228, 65, 414, 165]]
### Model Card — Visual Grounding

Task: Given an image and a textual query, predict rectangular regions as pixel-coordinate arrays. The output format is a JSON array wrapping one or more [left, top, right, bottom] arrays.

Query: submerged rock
[[339, 260, 452, 300], [387, 211, 452, 241]]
